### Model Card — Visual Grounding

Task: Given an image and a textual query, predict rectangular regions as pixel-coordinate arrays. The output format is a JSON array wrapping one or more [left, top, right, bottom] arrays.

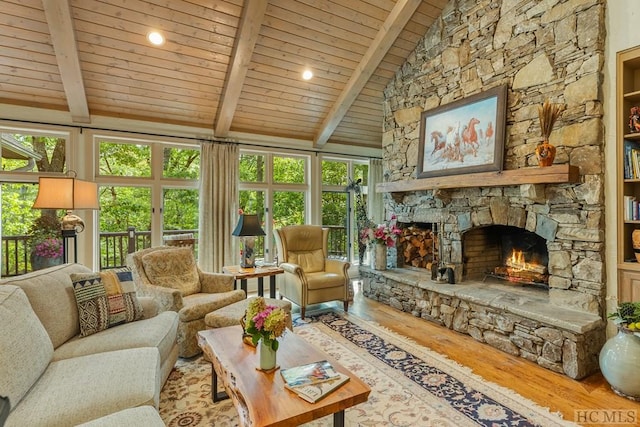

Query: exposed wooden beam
[[42, 0, 90, 123], [214, 0, 268, 137], [313, 0, 422, 148]]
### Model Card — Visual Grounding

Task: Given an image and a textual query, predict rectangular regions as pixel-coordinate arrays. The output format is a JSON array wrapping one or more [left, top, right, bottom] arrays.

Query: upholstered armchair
[[274, 225, 350, 318], [127, 246, 245, 357]]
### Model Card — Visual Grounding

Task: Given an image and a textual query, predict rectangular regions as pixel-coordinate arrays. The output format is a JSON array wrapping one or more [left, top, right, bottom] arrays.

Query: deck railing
[[1, 226, 348, 277]]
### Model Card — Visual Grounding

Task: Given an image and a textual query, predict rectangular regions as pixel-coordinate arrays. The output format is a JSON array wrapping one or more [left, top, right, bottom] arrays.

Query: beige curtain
[[198, 142, 239, 272], [368, 158, 384, 223]]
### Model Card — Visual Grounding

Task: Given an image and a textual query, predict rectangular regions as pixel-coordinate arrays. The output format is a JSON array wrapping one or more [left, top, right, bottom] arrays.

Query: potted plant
[[28, 214, 64, 270], [599, 301, 640, 401]]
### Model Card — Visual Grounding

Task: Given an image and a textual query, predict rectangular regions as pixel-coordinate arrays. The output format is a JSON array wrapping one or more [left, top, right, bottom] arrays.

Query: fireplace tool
[[432, 221, 454, 283]]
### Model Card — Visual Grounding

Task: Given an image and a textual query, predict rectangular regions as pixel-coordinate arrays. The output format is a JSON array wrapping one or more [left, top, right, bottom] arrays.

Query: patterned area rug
[[159, 310, 577, 427]]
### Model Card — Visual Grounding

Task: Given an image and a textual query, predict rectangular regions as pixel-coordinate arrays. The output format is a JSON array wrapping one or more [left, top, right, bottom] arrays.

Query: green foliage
[[239, 154, 265, 182], [322, 160, 347, 185], [354, 164, 369, 186], [322, 192, 347, 226], [1, 183, 40, 236], [273, 156, 304, 183], [273, 191, 304, 227], [163, 147, 199, 179], [99, 142, 151, 177], [163, 189, 199, 230], [609, 302, 640, 326], [2, 135, 65, 173], [99, 186, 151, 232]]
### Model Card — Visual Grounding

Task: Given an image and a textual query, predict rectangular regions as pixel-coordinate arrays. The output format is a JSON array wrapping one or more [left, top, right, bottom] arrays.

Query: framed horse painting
[[417, 84, 507, 179]]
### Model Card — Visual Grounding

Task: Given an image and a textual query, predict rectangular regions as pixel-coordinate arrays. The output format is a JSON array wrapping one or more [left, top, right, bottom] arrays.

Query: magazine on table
[[286, 372, 350, 403], [280, 360, 340, 387]]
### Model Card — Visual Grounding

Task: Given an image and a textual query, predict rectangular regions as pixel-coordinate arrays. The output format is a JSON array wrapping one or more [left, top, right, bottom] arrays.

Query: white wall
[[604, 1, 640, 333]]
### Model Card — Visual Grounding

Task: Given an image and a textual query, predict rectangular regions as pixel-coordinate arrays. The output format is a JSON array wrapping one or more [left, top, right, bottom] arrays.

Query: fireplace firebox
[[463, 225, 549, 288]]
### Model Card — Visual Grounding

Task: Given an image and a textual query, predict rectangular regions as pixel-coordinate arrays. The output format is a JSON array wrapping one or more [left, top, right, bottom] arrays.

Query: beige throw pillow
[[141, 247, 200, 296]]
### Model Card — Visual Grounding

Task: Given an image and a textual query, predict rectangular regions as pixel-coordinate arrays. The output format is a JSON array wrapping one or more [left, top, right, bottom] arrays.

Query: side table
[[222, 265, 284, 298]]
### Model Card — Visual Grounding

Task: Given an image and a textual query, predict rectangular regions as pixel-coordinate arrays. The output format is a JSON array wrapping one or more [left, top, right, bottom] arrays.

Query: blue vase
[[31, 254, 63, 271], [599, 328, 640, 401]]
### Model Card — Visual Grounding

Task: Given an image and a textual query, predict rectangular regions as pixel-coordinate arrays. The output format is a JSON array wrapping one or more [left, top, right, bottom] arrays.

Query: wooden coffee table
[[198, 326, 370, 427]]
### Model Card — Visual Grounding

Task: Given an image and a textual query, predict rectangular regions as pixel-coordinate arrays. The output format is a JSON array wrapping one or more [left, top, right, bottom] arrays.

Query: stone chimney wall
[[380, 0, 606, 317]]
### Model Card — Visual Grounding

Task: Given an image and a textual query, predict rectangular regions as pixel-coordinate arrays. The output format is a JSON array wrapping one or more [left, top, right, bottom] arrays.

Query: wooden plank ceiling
[[0, 0, 447, 152]]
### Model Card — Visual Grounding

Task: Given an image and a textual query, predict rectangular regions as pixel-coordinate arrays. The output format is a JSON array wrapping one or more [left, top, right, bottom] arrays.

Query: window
[[1, 132, 67, 174], [239, 151, 309, 263], [163, 147, 200, 179], [0, 127, 71, 277], [321, 158, 369, 263], [94, 135, 199, 268], [99, 141, 151, 177]]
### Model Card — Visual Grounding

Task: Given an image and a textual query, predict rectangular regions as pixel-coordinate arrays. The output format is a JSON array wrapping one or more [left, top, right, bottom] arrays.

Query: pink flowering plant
[[244, 297, 287, 350], [360, 215, 402, 248], [33, 237, 63, 259]]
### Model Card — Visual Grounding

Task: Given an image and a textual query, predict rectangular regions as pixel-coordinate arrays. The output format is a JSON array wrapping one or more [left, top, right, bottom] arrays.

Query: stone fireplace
[[362, 184, 606, 379], [360, 0, 606, 379]]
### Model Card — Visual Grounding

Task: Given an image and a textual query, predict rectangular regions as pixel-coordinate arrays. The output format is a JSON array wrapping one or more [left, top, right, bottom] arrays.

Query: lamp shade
[[232, 214, 265, 236], [32, 177, 99, 210]]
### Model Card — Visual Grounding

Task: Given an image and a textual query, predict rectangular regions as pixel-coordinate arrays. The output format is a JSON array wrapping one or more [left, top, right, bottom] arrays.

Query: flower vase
[[373, 243, 387, 270], [535, 140, 556, 167], [599, 327, 640, 401], [258, 339, 277, 371], [31, 254, 63, 271]]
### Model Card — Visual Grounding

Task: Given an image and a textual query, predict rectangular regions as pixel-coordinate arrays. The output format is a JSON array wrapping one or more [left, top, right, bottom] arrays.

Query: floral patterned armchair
[[127, 246, 245, 357]]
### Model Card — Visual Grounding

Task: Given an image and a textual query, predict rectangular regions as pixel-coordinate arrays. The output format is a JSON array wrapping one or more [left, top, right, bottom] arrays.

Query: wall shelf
[[376, 164, 580, 193]]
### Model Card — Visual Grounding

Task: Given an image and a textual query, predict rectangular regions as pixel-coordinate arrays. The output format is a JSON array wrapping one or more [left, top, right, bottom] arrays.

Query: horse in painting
[[462, 117, 480, 156]]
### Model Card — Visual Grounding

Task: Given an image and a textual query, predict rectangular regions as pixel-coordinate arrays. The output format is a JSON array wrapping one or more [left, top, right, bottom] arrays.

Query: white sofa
[[0, 263, 179, 426]]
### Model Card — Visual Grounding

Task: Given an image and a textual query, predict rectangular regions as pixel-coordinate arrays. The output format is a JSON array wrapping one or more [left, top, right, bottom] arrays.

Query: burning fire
[[506, 249, 545, 273], [492, 249, 548, 285]]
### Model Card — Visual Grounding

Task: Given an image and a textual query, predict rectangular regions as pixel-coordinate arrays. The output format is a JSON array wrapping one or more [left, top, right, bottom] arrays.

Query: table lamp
[[232, 214, 265, 268], [32, 175, 100, 262]]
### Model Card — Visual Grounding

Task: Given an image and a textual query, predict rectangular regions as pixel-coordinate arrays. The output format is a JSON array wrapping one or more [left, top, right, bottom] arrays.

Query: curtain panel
[[198, 142, 239, 272]]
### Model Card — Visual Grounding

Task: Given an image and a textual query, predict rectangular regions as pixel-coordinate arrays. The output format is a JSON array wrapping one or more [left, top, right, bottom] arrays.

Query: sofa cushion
[[179, 290, 246, 322], [0, 285, 53, 412], [0, 263, 92, 348], [5, 348, 160, 427], [76, 406, 165, 427], [71, 271, 144, 337], [141, 247, 200, 296], [52, 310, 178, 366]]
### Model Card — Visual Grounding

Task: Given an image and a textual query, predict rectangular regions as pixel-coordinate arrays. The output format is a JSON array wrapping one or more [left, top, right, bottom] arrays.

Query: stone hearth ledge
[[361, 266, 606, 378], [371, 267, 603, 334]]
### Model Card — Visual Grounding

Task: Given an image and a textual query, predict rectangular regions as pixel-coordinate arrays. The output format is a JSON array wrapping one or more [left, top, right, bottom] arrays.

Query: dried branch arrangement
[[538, 99, 563, 141]]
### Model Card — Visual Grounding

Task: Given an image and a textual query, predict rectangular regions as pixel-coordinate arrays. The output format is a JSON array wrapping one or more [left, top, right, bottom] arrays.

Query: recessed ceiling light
[[302, 69, 313, 80], [147, 31, 165, 46]]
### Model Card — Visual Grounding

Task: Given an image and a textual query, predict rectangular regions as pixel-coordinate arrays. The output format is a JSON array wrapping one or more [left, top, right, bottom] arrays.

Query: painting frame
[[417, 84, 507, 179]]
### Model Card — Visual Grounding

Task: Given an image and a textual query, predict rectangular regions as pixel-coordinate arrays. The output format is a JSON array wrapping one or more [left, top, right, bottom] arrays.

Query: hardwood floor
[[290, 281, 639, 425]]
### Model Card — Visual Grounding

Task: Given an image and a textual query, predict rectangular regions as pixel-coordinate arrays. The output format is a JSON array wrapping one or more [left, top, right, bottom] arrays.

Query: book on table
[[286, 372, 350, 403], [280, 360, 340, 387], [281, 360, 350, 403]]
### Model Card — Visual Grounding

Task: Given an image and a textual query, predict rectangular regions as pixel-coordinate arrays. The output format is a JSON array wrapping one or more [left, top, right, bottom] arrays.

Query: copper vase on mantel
[[535, 140, 556, 167]]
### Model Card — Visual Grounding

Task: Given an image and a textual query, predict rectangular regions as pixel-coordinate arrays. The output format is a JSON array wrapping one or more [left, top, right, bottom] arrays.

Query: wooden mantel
[[376, 164, 580, 193]]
